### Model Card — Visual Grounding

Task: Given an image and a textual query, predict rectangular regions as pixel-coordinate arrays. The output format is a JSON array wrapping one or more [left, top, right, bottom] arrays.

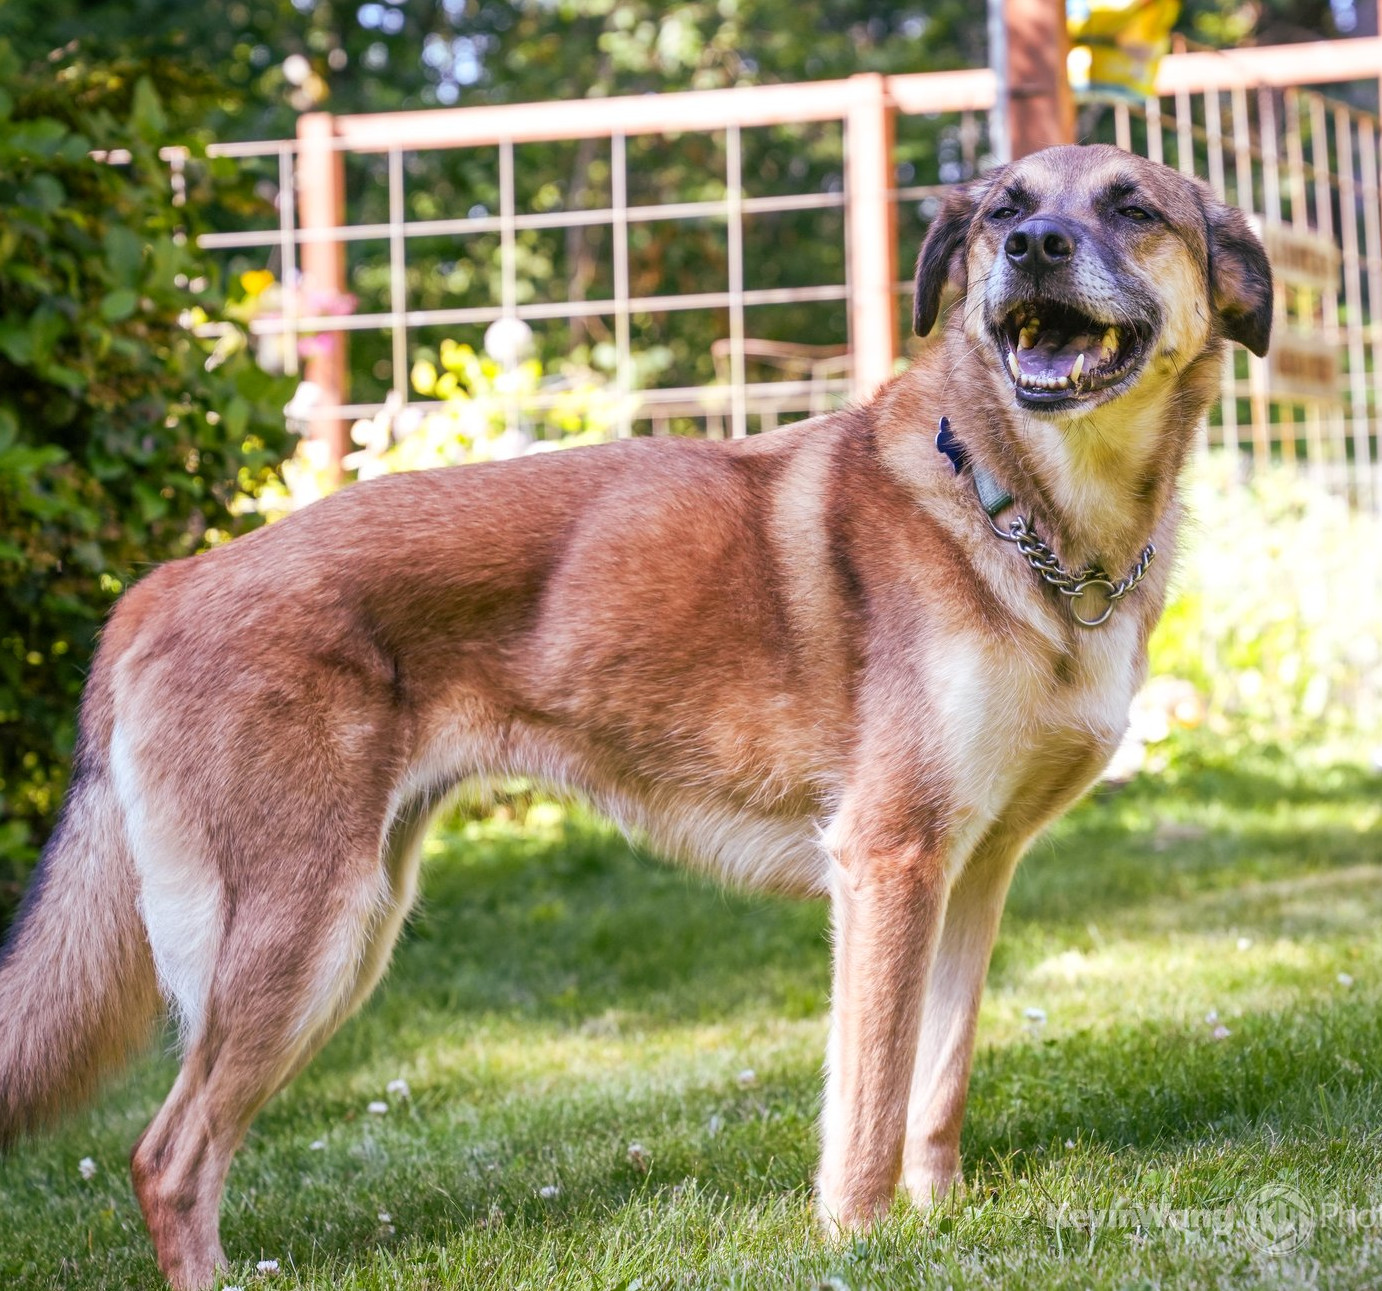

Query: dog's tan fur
[[0, 145, 1270, 1288]]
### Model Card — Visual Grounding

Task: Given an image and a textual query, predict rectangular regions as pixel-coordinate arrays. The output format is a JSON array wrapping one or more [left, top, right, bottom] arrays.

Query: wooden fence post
[[845, 73, 898, 402], [1004, 0, 1076, 158], [295, 112, 350, 478]]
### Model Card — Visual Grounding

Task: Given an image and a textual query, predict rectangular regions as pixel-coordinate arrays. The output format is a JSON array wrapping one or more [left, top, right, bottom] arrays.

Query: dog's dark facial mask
[[913, 145, 1273, 415]]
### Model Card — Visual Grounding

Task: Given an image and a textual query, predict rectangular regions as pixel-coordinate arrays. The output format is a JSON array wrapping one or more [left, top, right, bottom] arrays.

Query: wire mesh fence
[[182, 45, 1382, 509]]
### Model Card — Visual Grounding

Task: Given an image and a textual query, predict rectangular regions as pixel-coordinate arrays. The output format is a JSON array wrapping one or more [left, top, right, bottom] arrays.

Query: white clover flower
[[1204, 1009, 1219, 1025], [736, 1068, 757, 1088], [1237, 937, 1253, 951], [309, 1139, 326, 1151], [366, 1100, 389, 1115], [78, 1157, 97, 1181], [1023, 1007, 1046, 1025], [386, 1078, 411, 1099], [1211, 1025, 1231, 1040], [626, 1142, 649, 1172], [538, 1184, 561, 1199], [1338, 972, 1355, 988], [377, 1211, 392, 1223], [256, 1257, 281, 1275]]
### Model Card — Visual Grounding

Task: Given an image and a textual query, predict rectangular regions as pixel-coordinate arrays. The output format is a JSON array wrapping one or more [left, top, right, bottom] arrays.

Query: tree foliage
[[1, 0, 1351, 139], [0, 44, 295, 911]]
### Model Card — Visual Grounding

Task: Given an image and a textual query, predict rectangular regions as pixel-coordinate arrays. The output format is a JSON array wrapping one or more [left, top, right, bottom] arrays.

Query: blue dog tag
[[936, 415, 1014, 518], [935, 416, 967, 474]]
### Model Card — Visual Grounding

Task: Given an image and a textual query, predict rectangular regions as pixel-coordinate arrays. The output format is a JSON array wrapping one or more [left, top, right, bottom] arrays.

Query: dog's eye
[[1119, 205, 1154, 222], [990, 206, 1020, 221]]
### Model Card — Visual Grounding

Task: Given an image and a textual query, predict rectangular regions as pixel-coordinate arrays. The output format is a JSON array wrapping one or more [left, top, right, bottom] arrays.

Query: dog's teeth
[[1070, 353, 1084, 383], [1100, 327, 1120, 362], [1056, 376, 1071, 388], [1018, 320, 1040, 350], [1008, 351, 1020, 379]]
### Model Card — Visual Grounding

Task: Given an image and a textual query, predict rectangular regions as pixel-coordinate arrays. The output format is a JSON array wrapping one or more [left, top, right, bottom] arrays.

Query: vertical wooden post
[[295, 112, 350, 477], [1003, 0, 1076, 159], [846, 73, 898, 401]]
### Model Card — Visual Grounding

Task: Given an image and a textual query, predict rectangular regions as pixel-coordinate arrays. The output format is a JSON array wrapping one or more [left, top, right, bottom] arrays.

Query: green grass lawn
[[3, 744, 1381, 1289]]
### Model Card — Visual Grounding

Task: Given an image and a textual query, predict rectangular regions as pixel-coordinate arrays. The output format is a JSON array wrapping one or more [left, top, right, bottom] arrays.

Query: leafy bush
[[0, 44, 294, 913], [1124, 455, 1382, 770], [269, 337, 620, 506]]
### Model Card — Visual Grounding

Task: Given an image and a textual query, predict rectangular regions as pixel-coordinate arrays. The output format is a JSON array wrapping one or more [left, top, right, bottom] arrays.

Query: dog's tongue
[[1016, 325, 1109, 383], [1011, 316, 1127, 387]]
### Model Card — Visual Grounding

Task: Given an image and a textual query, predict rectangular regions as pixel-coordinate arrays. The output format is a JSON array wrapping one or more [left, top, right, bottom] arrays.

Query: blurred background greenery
[[0, 0, 1378, 925]]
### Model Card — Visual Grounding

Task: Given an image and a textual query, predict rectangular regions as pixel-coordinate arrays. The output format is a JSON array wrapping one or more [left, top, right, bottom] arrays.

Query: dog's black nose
[[1005, 217, 1077, 272]]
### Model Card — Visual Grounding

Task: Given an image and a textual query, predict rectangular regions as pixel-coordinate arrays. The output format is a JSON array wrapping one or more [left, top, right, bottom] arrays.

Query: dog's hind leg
[[232, 793, 436, 1110], [334, 793, 433, 1022], [130, 843, 402, 1291]]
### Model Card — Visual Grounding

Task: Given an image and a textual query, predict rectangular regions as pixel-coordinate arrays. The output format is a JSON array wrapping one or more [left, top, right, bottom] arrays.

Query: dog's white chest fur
[[926, 614, 1144, 871]]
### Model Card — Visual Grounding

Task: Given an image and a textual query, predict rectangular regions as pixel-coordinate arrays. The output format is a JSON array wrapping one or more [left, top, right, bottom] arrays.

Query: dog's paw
[[902, 1152, 963, 1211], [814, 1188, 894, 1239]]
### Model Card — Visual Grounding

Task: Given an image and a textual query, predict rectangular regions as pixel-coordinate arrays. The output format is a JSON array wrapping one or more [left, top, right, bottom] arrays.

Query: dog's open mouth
[[995, 302, 1147, 404]]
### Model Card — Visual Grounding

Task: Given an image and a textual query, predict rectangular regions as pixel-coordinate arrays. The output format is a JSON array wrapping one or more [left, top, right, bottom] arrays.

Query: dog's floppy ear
[[1207, 200, 1273, 357], [913, 183, 980, 337]]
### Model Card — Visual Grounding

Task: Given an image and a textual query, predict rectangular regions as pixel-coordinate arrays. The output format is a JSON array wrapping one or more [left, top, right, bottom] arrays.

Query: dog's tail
[[0, 687, 159, 1148]]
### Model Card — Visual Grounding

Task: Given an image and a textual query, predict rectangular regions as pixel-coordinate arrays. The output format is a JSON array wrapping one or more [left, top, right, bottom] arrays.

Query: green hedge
[[0, 45, 295, 919]]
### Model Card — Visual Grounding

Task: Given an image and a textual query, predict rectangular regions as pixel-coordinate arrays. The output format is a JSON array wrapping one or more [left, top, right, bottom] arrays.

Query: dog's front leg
[[817, 827, 949, 1233], [901, 833, 1025, 1208]]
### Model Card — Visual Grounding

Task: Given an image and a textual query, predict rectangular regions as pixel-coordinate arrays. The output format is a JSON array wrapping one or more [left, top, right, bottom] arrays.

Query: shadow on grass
[[962, 995, 1382, 1167], [1005, 749, 1380, 928], [313, 746, 1381, 1039], [377, 819, 831, 1031]]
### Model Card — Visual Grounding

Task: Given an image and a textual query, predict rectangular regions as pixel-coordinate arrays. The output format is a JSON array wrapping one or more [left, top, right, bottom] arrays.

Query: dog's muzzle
[[987, 222, 1153, 408], [997, 302, 1146, 400]]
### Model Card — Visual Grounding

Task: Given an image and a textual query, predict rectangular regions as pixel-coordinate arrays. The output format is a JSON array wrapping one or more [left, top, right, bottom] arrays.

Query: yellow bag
[[1067, 0, 1180, 100]]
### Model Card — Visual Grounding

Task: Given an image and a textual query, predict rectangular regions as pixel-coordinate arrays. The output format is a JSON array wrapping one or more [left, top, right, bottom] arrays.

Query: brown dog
[[0, 144, 1270, 1288]]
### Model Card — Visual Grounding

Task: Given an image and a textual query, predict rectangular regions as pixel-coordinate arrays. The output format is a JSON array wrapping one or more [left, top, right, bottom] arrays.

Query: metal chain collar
[[934, 417, 1156, 629], [987, 510, 1156, 628]]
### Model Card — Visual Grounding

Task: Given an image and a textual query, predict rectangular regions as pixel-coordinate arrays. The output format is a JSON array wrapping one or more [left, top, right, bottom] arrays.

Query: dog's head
[[913, 144, 1272, 416]]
